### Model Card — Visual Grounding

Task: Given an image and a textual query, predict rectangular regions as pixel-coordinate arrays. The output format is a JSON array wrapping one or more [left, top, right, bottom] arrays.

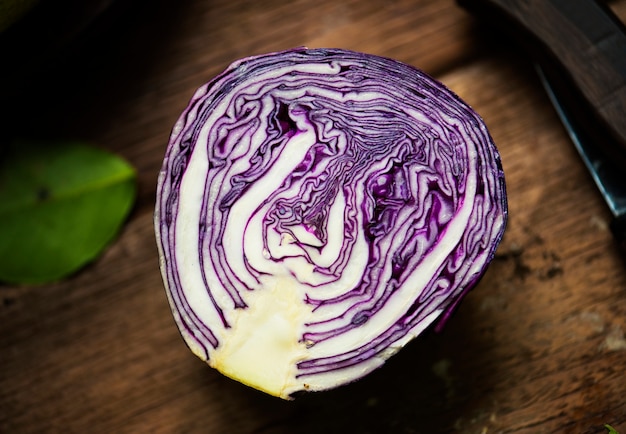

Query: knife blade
[[537, 64, 626, 250], [457, 0, 626, 250]]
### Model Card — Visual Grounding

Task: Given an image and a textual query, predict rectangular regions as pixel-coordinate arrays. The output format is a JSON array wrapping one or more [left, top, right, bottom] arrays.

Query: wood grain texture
[[2, 0, 625, 433]]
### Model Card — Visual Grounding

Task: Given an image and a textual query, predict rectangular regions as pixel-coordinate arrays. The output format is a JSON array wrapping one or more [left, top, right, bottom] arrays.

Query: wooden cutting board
[[2, 0, 625, 432]]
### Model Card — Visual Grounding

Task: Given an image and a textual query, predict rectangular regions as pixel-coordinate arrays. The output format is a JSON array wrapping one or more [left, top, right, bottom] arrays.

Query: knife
[[457, 0, 626, 251]]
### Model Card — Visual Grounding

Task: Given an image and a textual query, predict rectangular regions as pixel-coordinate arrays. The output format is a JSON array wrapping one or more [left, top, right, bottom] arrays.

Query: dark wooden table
[[2, 1, 626, 433]]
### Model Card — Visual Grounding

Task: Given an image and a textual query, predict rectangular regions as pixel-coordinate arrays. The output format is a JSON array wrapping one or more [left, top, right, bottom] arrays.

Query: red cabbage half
[[154, 48, 507, 399]]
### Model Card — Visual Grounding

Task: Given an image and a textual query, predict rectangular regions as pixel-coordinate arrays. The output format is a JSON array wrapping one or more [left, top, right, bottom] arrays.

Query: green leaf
[[0, 141, 137, 285], [606, 425, 620, 434], [0, 0, 40, 32]]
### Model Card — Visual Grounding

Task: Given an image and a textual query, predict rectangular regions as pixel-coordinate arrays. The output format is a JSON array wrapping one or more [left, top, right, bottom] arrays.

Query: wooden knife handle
[[458, 0, 626, 164]]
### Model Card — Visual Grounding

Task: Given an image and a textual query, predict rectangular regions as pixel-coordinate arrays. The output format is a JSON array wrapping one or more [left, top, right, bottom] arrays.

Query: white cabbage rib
[[155, 48, 507, 399]]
